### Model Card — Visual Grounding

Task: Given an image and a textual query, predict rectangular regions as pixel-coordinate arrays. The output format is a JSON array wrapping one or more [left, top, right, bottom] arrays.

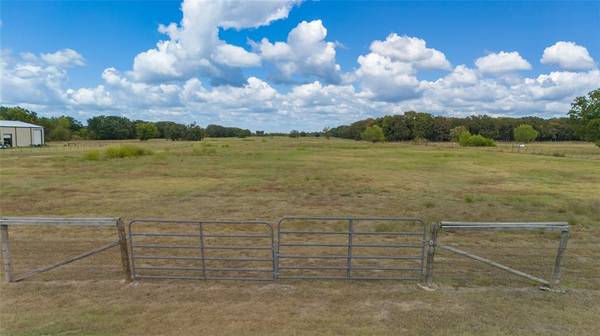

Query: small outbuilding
[[0, 120, 45, 147]]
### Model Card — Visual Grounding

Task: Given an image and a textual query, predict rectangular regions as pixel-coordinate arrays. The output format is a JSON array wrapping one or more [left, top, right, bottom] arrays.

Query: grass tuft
[[192, 145, 217, 156], [82, 145, 152, 160]]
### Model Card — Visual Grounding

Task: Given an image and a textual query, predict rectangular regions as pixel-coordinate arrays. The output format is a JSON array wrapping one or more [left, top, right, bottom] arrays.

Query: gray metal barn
[[0, 120, 45, 147]]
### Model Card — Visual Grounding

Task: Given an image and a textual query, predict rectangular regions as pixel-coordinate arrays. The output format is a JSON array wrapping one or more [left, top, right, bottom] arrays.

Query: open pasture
[[1, 138, 599, 335]]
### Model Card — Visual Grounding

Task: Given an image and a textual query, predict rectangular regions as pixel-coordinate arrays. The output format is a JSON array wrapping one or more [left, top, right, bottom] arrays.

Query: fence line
[[422, 221, 570, 290], [0, 217, 131, 282], [0, 216, 580, 290]]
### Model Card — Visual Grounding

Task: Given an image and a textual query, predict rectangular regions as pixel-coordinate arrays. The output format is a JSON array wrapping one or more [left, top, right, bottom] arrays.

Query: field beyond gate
[[1, 138, 599, 335]]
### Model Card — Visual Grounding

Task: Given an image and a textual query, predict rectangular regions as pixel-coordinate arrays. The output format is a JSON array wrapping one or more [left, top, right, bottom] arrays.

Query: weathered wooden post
[[423, 223, 439, 288], [1, 225, 13, 282], [116, 218, 132, 281], [550, 229, 569, 288]]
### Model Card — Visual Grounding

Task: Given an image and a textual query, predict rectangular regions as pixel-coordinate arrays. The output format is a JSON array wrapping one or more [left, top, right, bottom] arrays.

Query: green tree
[[48, 126, 71, 141], [513, 124, 539, 143], [87, 116, 134, 140], [450, 126, 469, 142], [183, 124, 205, 141], [361, 125, 385, 143], [135, 122, 159, 141], [568, 88, 600, 142], [0, 106, 39, 123]]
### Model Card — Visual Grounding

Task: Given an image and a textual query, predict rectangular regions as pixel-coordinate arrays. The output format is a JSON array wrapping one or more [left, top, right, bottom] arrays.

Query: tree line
[[1, 88, 598, 144], [327, 88, 600, 144], [326, 112, 576, 142], [0, 107, 253, 142]]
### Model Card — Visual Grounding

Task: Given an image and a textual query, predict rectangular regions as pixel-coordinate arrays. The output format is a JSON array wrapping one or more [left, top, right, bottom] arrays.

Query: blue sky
[[1, 0, 599, 131]]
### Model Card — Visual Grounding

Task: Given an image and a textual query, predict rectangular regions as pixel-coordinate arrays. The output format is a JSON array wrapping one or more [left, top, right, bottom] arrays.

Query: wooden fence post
[[116, 218, 132, 281], [550, 229, 569, 288], [423, 223, 439, 287], [1, 225, 13, 282]]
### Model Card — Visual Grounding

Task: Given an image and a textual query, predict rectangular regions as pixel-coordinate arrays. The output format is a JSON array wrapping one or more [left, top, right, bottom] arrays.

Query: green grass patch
[[81, 145, 152, 161]]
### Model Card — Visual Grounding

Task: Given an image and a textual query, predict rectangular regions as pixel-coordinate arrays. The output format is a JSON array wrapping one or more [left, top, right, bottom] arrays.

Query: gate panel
[[129, 220, 275, 281], [277, 217, 426, 280]]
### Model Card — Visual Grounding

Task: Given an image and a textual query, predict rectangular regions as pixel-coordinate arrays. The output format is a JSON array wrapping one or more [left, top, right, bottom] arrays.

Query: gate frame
[[0, 217, 131, 282], [128, 219, 276, 281], [423, 221, 570, 289], [276, 216, 427, 280]]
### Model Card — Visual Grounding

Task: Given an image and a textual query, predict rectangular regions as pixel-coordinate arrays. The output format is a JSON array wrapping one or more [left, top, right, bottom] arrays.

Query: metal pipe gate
[[128, 219, 276, 281], [276, 217, 427, 280]]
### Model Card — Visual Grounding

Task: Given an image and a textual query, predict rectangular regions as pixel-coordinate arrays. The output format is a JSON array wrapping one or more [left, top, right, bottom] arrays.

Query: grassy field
[[1, 137, 599, 335]]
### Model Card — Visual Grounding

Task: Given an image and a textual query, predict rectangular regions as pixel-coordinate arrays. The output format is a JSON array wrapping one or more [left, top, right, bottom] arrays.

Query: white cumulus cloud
[[353, 34, 449, 102], [541, 41, 596, 71], [369, 34, 451, 70], [475, 51, 531, 74], [131, 0, 298, 83], [41, 49, 85, 67], [253, 20, 341, 83]]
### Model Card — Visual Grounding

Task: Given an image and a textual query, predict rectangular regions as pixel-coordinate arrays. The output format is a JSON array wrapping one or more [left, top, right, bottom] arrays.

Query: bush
[[105, 145, 153, 158], [81, 149, 102, 161], [361, 125, 385, 143], [82, 145, 152, 160], [459, 132, 496, 147], [513, 124, 538, 143], [458, 130, 472, 145], [450, 126, 469, 142]]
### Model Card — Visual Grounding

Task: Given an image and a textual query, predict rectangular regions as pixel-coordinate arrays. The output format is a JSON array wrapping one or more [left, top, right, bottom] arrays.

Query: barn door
[[32, 129, 42, 145]]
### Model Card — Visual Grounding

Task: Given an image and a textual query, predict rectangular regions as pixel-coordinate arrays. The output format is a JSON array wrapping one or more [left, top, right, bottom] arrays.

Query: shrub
[[513, 124, 538, 143], [361, 125, 385, 143], [82, 145, 152, 160], [81, 149, 102, 161], [458, 130, 472, 145], [450, 126, 469, 142], [459, 132, 496, 147]]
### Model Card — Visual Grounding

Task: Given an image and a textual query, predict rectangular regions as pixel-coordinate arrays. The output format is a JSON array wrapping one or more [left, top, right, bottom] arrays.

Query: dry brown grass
[[1, 137, 599, 335]]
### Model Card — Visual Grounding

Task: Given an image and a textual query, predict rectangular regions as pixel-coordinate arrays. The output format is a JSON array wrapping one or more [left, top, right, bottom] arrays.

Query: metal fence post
[[550, 229, 569, 288], [116, 218, 132, 282], [1, 225, 13, 282], [347, 219, 353, 278], [199, 222, 207, 280], [423, 223, 439, 287]]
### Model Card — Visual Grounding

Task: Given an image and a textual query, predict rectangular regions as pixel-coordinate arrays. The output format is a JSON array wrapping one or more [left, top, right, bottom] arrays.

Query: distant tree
[[361, 125, 385, 143], [569, 88, 600, 142], [289, 130, 300, 138], [450, 126, 469, 142], [184, 124, 205, 141], [205, 124, 251, 138], [513, 124, 539, 143], [135, 122, 159, 141], [167, 123, 188, 140], [404, 111, 434, 140], [48, 126, 71, 141], [0, 106, 39, 123], [380, 115, 411, 141], [431, 116, 452, 141], [87, 116, 134, 140]]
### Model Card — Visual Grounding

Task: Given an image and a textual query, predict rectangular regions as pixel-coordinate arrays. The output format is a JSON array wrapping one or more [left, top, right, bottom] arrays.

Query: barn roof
[[0, 120, 44, 128]]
